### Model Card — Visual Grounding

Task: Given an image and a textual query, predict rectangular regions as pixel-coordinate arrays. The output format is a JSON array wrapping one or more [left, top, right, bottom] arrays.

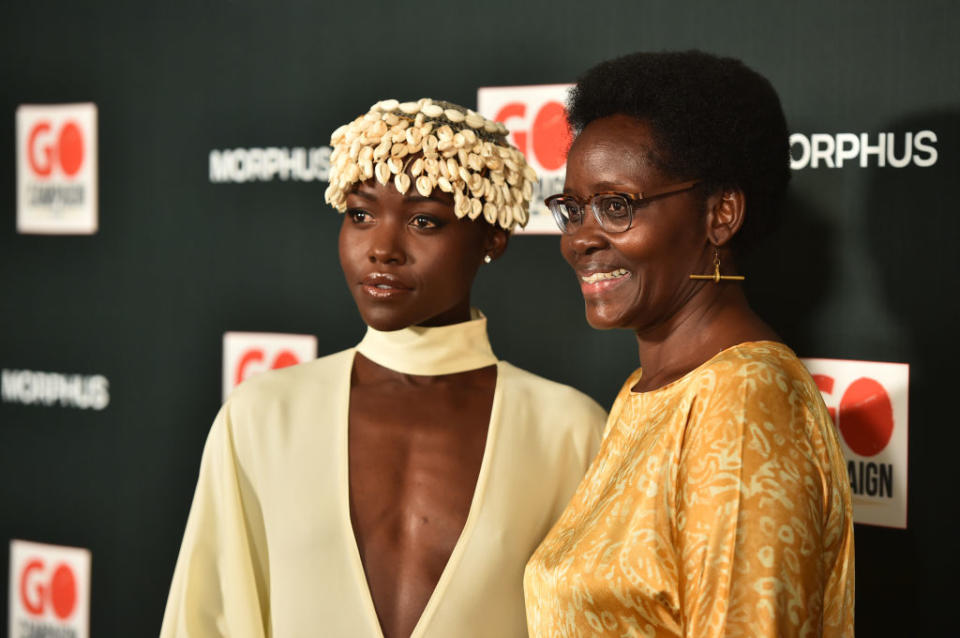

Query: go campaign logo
[[8, 540, 91, 638], [222, 332, 318, 400], [478, 84, 573, 234], [802, 358, 909, 529], [16, 103, 98, 234]]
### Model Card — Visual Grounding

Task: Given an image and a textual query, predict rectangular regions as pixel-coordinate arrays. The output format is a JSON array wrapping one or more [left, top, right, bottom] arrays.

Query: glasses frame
[[545, 179, 701, 234]]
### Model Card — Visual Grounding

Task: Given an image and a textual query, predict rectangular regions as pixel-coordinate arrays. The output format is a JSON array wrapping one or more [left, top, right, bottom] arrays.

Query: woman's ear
[[483, 227, 510, 262], [704, 187, 746, 247]]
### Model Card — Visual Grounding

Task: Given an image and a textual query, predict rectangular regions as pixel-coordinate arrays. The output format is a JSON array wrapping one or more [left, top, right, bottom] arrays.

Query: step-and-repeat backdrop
[[2, 1, 956, 635]]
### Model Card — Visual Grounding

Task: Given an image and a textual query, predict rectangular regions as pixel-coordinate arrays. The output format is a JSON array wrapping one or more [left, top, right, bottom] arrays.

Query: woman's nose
[[566, 212, 608, 256], [367, 223, 406, 265]]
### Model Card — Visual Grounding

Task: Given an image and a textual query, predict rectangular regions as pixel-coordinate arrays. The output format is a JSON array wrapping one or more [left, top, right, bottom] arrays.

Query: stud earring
[[689, 246, 744, 283], [483, 254, 493, 264]]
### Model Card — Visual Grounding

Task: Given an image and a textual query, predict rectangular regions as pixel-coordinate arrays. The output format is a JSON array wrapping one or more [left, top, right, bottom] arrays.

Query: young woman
[[524, 52, 855, 637], [160, 99, 606, 638]]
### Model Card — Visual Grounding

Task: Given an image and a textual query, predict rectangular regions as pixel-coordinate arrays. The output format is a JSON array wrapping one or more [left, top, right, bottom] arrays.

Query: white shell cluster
[[324, 98, 538, 231]]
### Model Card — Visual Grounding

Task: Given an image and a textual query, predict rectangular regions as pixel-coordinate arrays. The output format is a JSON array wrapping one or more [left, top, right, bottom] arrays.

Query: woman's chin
[[583, 303, 630, 331]]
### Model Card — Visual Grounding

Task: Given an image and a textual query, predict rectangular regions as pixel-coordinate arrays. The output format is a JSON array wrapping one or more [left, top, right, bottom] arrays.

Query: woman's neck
[[632, 285, 779, 392]]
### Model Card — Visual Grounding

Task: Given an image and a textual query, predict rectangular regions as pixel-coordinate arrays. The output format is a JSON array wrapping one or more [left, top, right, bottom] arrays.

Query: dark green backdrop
[[2, 1, 958, 634]]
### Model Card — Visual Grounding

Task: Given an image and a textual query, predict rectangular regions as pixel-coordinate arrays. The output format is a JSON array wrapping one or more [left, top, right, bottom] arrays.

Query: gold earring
[[689, 246, 744, 283]]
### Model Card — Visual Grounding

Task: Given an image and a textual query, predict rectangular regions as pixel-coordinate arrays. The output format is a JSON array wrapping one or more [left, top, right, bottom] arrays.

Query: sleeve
[[674, 373, 840, 638], [159, 405, 269, 638]]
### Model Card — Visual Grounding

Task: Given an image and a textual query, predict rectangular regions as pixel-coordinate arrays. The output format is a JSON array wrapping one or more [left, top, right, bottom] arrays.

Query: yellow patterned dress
[[524, 341, 854, 637]]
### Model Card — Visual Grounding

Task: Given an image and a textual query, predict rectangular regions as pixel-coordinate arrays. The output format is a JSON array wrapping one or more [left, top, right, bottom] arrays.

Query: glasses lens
[[547, 197, 583, 233], [594, 195, 632, 232]]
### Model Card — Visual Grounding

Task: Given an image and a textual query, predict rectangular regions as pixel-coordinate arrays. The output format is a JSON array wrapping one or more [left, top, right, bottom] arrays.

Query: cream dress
[[161, 313, 605, 637]]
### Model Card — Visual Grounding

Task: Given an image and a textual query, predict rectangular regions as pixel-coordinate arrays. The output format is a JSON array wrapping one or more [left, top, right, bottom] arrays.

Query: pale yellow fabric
[[524, 341, 854, 638], [160, 318, 606, 638], [355, 308, 496, 375]]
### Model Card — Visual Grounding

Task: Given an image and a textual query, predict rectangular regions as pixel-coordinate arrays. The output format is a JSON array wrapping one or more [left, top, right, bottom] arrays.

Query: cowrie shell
[[455, 194, 471, 217], [485, 156, 503, 171], [359, 158, 373, 179], [384, 113, 399, 126], [516, 206, 528, 226], [390, 143, 409, 158], [483, 179, 494, 200], [523, 165, 538, 182], [377, 99, 399, 111], [480, 200, 495, 223], [423, 104, 444, 118], [497, 204, 510, 228], [461, 129, 477, 146], [437, 177, 453, 193], [359, 146, 374, 162], [406, 127, 422, 147], [394, 173, 411, 194], [345, 163, 360, 182], [483, 120, 498, 133], [506, 170, 519, 186], [470, 198, 484, 220], [458, 166, 471, 185], [399, 101, 419, 114], [388, 157, 404, 174], [373, 140, 391, 161], [424, 158, 439, 176], [414, 113, 425, 127], [453, 133, 466, 148], [410, 158, 424, 176], [465, 114, 484, 129], [446, 158, 459, 178], [349, 139, 363, 159], [437, 139, 454, 152], [441, 148, 457, 159], [436, 125, 454, 141], [522, 180, 533, 199], [504, 158, 519, 172], [444, 108, 465, 123], [323, 183, 336, 203], [375, 161, 390, 185], [330, 124, 349, 144], [416, 176, 433, 197], [467, 153, 484, 172]]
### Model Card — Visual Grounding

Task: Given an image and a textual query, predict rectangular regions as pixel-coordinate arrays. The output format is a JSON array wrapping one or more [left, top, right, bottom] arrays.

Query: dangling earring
[[689, 246, 744, 283], [483, 254, 493, 264]]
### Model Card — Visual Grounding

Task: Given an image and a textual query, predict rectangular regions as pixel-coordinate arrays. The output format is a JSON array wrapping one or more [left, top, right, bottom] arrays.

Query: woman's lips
[[578, 268, 631, 296], [360, 274, 412, 299]]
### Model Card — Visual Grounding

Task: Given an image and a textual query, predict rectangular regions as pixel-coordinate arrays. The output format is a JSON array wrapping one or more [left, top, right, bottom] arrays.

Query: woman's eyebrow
[[405, 193, 451, 205], [348, 189, 377, 201]]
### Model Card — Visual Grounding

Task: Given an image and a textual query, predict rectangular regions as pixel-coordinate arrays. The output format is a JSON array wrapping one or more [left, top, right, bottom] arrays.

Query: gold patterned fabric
[[524, 342, 854, 637]]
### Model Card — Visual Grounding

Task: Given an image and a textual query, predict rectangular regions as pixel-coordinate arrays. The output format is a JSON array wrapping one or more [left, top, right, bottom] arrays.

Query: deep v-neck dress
[[161, 313, 606, 638]]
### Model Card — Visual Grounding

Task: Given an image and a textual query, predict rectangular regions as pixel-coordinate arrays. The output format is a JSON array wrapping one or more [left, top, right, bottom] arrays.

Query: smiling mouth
[[581, 268, 630, 284]]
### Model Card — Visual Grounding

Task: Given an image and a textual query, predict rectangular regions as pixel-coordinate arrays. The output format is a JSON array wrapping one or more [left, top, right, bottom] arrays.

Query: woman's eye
[[600, 197, 631, 218], [347, 208, 373, 223], [410, 214, 441, 229]]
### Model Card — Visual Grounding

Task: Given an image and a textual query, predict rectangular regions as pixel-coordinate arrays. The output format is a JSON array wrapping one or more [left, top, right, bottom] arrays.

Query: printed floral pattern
[[524, 342, 854, 637]]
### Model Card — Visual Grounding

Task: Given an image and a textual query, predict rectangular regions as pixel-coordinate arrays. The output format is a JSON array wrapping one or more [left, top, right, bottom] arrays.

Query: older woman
[[524, 52, 854, 637], [161, 98, 605, 638]]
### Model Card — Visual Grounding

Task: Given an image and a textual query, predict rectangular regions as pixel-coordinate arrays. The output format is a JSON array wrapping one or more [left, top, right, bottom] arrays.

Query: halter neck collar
[[355, 309, 497, 376]]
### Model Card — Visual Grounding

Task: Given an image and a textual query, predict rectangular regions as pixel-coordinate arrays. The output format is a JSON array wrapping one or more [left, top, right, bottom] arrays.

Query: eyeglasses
[[545, 180, 701, 234]]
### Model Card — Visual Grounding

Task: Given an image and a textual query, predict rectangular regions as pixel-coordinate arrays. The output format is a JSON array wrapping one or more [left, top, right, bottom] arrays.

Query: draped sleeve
[[159, 403, 270, 638]]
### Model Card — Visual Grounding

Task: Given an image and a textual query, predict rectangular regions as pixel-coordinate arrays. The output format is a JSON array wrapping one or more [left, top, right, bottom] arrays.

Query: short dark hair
[[567, 50, 790, 253]]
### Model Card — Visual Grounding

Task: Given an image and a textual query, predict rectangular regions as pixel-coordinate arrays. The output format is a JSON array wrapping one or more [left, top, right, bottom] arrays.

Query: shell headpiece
[[324, 98, 538, 231]]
